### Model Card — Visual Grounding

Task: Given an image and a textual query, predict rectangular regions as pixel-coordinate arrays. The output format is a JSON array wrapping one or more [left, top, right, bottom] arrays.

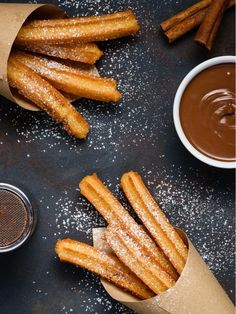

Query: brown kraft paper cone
[[0, 3, 99, 111], [93, 227, 234, 314]]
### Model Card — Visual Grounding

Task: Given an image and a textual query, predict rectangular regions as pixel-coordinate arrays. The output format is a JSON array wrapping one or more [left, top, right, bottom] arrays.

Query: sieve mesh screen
[[0, 189, 28, 247]]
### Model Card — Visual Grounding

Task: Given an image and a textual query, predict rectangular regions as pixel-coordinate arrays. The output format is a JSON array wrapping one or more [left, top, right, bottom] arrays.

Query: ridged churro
[[55, 238, 154, 299], [8, 56, 89, 138], [79, 173, 178, 280], [121, 171, 188, 274], [11, 50, 121, 102], [15, 42, 103, 64], [23, 10, 134, 28], [105, 225, 175, 295], [15, 10, 140, 45]]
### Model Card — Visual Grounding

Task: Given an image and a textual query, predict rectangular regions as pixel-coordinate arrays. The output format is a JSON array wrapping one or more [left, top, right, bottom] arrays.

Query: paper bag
[[0, 3, 98, 111], [93, 227, 234, 314]]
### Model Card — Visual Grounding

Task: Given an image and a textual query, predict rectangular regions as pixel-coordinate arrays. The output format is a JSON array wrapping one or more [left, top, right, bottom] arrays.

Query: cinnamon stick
[[194, 0, 230, 49], [204, 0, 235, 50], [165, 9, 206, 43], [205, 7, 226, 50], [160, 0, 211, 32], [164, 0, 235, 44]]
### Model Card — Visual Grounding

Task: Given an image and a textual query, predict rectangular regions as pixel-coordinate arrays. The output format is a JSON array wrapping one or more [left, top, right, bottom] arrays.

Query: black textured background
[[0, 1, 235, 313]]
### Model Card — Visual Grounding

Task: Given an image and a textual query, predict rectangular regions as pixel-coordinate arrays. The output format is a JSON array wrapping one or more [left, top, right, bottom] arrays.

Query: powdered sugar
[[49, 163, 234, 279], [0, 0, 234, 313]]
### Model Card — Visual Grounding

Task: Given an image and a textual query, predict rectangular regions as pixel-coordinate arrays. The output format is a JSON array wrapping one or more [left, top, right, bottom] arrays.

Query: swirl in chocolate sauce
[[180, 63, 235, 162]]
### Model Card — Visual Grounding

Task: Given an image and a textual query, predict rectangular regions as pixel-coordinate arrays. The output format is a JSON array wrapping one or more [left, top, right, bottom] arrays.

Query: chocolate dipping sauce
[[180, 63, 235, 162]]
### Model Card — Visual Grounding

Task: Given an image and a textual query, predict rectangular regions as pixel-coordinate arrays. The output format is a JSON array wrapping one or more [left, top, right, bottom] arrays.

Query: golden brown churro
[[15, 10, 140, 45], [11, 50, 121, 102], [6, 10, 142, 136], [121, 171, 188, 274], [24, 10, 134, 28], [55, 238, 154, 299], [105, 225, 176, 295], [8, 56, 89, 139], [15, 42, 103, 64], [79, 173, 178, 280]]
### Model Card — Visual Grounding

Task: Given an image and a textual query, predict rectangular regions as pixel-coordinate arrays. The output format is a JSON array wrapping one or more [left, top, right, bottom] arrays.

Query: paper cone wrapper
[[93, 227, 234, 314], [0, 3, 98, 111]]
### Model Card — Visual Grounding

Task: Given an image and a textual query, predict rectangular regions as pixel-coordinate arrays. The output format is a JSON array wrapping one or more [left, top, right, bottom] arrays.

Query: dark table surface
[[0, 0, 235, 313]]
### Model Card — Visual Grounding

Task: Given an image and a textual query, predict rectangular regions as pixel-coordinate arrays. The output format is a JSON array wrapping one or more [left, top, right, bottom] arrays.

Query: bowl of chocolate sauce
[[173, 56, 235, 168]]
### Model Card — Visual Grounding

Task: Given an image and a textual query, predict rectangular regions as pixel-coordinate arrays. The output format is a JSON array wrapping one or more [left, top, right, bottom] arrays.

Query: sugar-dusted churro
[[105, 225, 175, 295], [16, 42, 103, 64], [79, 173, 178, 280], [55, 238, 154, 299], [15, 10, 140, 45], [11, 50, 121, 102], [23, 10, 135, 28], [8, 56, 89, 138], [121, 171, 188, 274]]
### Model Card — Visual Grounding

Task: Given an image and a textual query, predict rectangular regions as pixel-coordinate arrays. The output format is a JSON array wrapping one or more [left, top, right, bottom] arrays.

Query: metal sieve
[[0, 183, 37, 253]]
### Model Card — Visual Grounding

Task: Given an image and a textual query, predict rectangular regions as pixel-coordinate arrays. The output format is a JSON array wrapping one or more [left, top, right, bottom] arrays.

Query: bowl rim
[[173, 56, 236, 169]]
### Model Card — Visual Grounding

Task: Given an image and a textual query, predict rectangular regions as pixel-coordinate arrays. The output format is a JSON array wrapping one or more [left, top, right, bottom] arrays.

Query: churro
[[55, 238, 154, 299], [105, 225, 175, 295], [11, 50, 121, 102], [79, 173, 178, 280], [15, 42, 103, 64], [15, 10, 140, 45], [23, 10, 134, 28], [121, 171, 188, 274], [8, 56, 89, 138]]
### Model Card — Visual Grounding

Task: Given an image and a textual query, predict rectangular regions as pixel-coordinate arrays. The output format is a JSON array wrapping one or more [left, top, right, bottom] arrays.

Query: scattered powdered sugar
[[0, 0, 234, 313], [15, 1, 162, 149], [53, 188, 105, 237], [143, 167, 234, 277], [113, 164, 235, 278], [49, 162, 234, 279], [33, 161, 234, 314], [0, 1, 169, 156], [59, 271, 131, 313]]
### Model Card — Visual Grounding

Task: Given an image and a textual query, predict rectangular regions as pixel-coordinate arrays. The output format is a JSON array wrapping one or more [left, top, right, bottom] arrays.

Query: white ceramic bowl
[[173, 56, 236, 169]]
